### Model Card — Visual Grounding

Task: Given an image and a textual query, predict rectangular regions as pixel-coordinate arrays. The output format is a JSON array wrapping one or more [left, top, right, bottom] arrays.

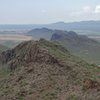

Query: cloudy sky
[[0, 0, 100, 24]]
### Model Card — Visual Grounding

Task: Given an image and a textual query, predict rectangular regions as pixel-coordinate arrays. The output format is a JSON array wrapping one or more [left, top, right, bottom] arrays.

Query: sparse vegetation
[[0, 39, 99, 100], [51, 31, 100, 65], [0, 44, 9, 53]]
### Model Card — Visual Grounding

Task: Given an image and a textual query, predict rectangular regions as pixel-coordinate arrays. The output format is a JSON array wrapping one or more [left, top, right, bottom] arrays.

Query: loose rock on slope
[[0, 39, 100, 100]]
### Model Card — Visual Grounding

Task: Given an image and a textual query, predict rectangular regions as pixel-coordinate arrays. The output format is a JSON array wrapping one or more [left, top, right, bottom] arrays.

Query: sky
[[0, 0, 100, 24]]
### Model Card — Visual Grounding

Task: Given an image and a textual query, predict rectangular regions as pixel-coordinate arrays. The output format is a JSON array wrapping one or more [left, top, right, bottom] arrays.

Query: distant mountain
[[27, 28, 54, 40], [51, 31, 100, 65], [27, 27, 88, 40], [0, 39, 99, 100], [46, 21, 100, 31], [51, 30, 82, 41], [26, 28, 77, 40], [0, 20, 100, 33]]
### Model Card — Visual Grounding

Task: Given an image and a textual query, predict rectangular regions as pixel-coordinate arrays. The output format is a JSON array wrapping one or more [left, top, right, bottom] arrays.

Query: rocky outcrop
[[0, 49, 15, 64], [0, 40, 63, 70], [83, 79, 100, 90]]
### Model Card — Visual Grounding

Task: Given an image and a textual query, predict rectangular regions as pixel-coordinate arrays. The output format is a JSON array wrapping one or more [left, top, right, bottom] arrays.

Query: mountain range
[[0, 20, 100, 33], [45, 21, 100, 31]]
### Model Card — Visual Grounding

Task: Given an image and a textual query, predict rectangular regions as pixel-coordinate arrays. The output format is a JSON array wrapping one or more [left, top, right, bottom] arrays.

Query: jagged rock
[[0, 49, 15, 64]]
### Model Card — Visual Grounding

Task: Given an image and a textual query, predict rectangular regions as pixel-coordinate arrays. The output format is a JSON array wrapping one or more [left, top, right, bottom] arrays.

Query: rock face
[[0, 50, 15, 64], [0, 39, 100, 100]]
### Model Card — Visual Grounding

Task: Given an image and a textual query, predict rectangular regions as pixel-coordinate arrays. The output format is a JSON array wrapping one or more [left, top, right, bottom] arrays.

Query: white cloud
[[69, 5, 100, 21], [83, 6, 92, 13], [70, 6, 93, 17], [95, 5, 100, 13]]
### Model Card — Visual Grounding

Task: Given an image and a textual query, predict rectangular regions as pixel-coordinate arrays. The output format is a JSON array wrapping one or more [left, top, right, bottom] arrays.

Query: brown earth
[[0, 39, 99, 100]]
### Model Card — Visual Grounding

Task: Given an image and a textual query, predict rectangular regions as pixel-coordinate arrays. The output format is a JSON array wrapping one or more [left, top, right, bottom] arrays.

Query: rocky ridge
[[0, 39, 99, 100]]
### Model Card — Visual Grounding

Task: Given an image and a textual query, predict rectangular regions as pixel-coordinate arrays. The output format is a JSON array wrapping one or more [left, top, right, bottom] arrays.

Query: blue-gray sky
[[0, 0, 100, 24]]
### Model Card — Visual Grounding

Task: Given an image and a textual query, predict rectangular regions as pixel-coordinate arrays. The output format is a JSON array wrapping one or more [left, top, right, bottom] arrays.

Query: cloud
[[83, 6, 92, 13], [69, 5, 100, 21], [70, 6, 93, 17], [95, 5, 100, 13]]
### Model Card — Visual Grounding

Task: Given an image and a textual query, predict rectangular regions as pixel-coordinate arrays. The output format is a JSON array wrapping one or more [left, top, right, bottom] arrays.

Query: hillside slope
[[0, 44, 8, 53], [0, 39, 100, 100], [51, 31, 100, 65]]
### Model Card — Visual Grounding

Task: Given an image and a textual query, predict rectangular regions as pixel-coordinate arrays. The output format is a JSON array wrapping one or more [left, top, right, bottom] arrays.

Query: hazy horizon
[[0, 0, 100, 24], [0, 20, 100, 25]]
